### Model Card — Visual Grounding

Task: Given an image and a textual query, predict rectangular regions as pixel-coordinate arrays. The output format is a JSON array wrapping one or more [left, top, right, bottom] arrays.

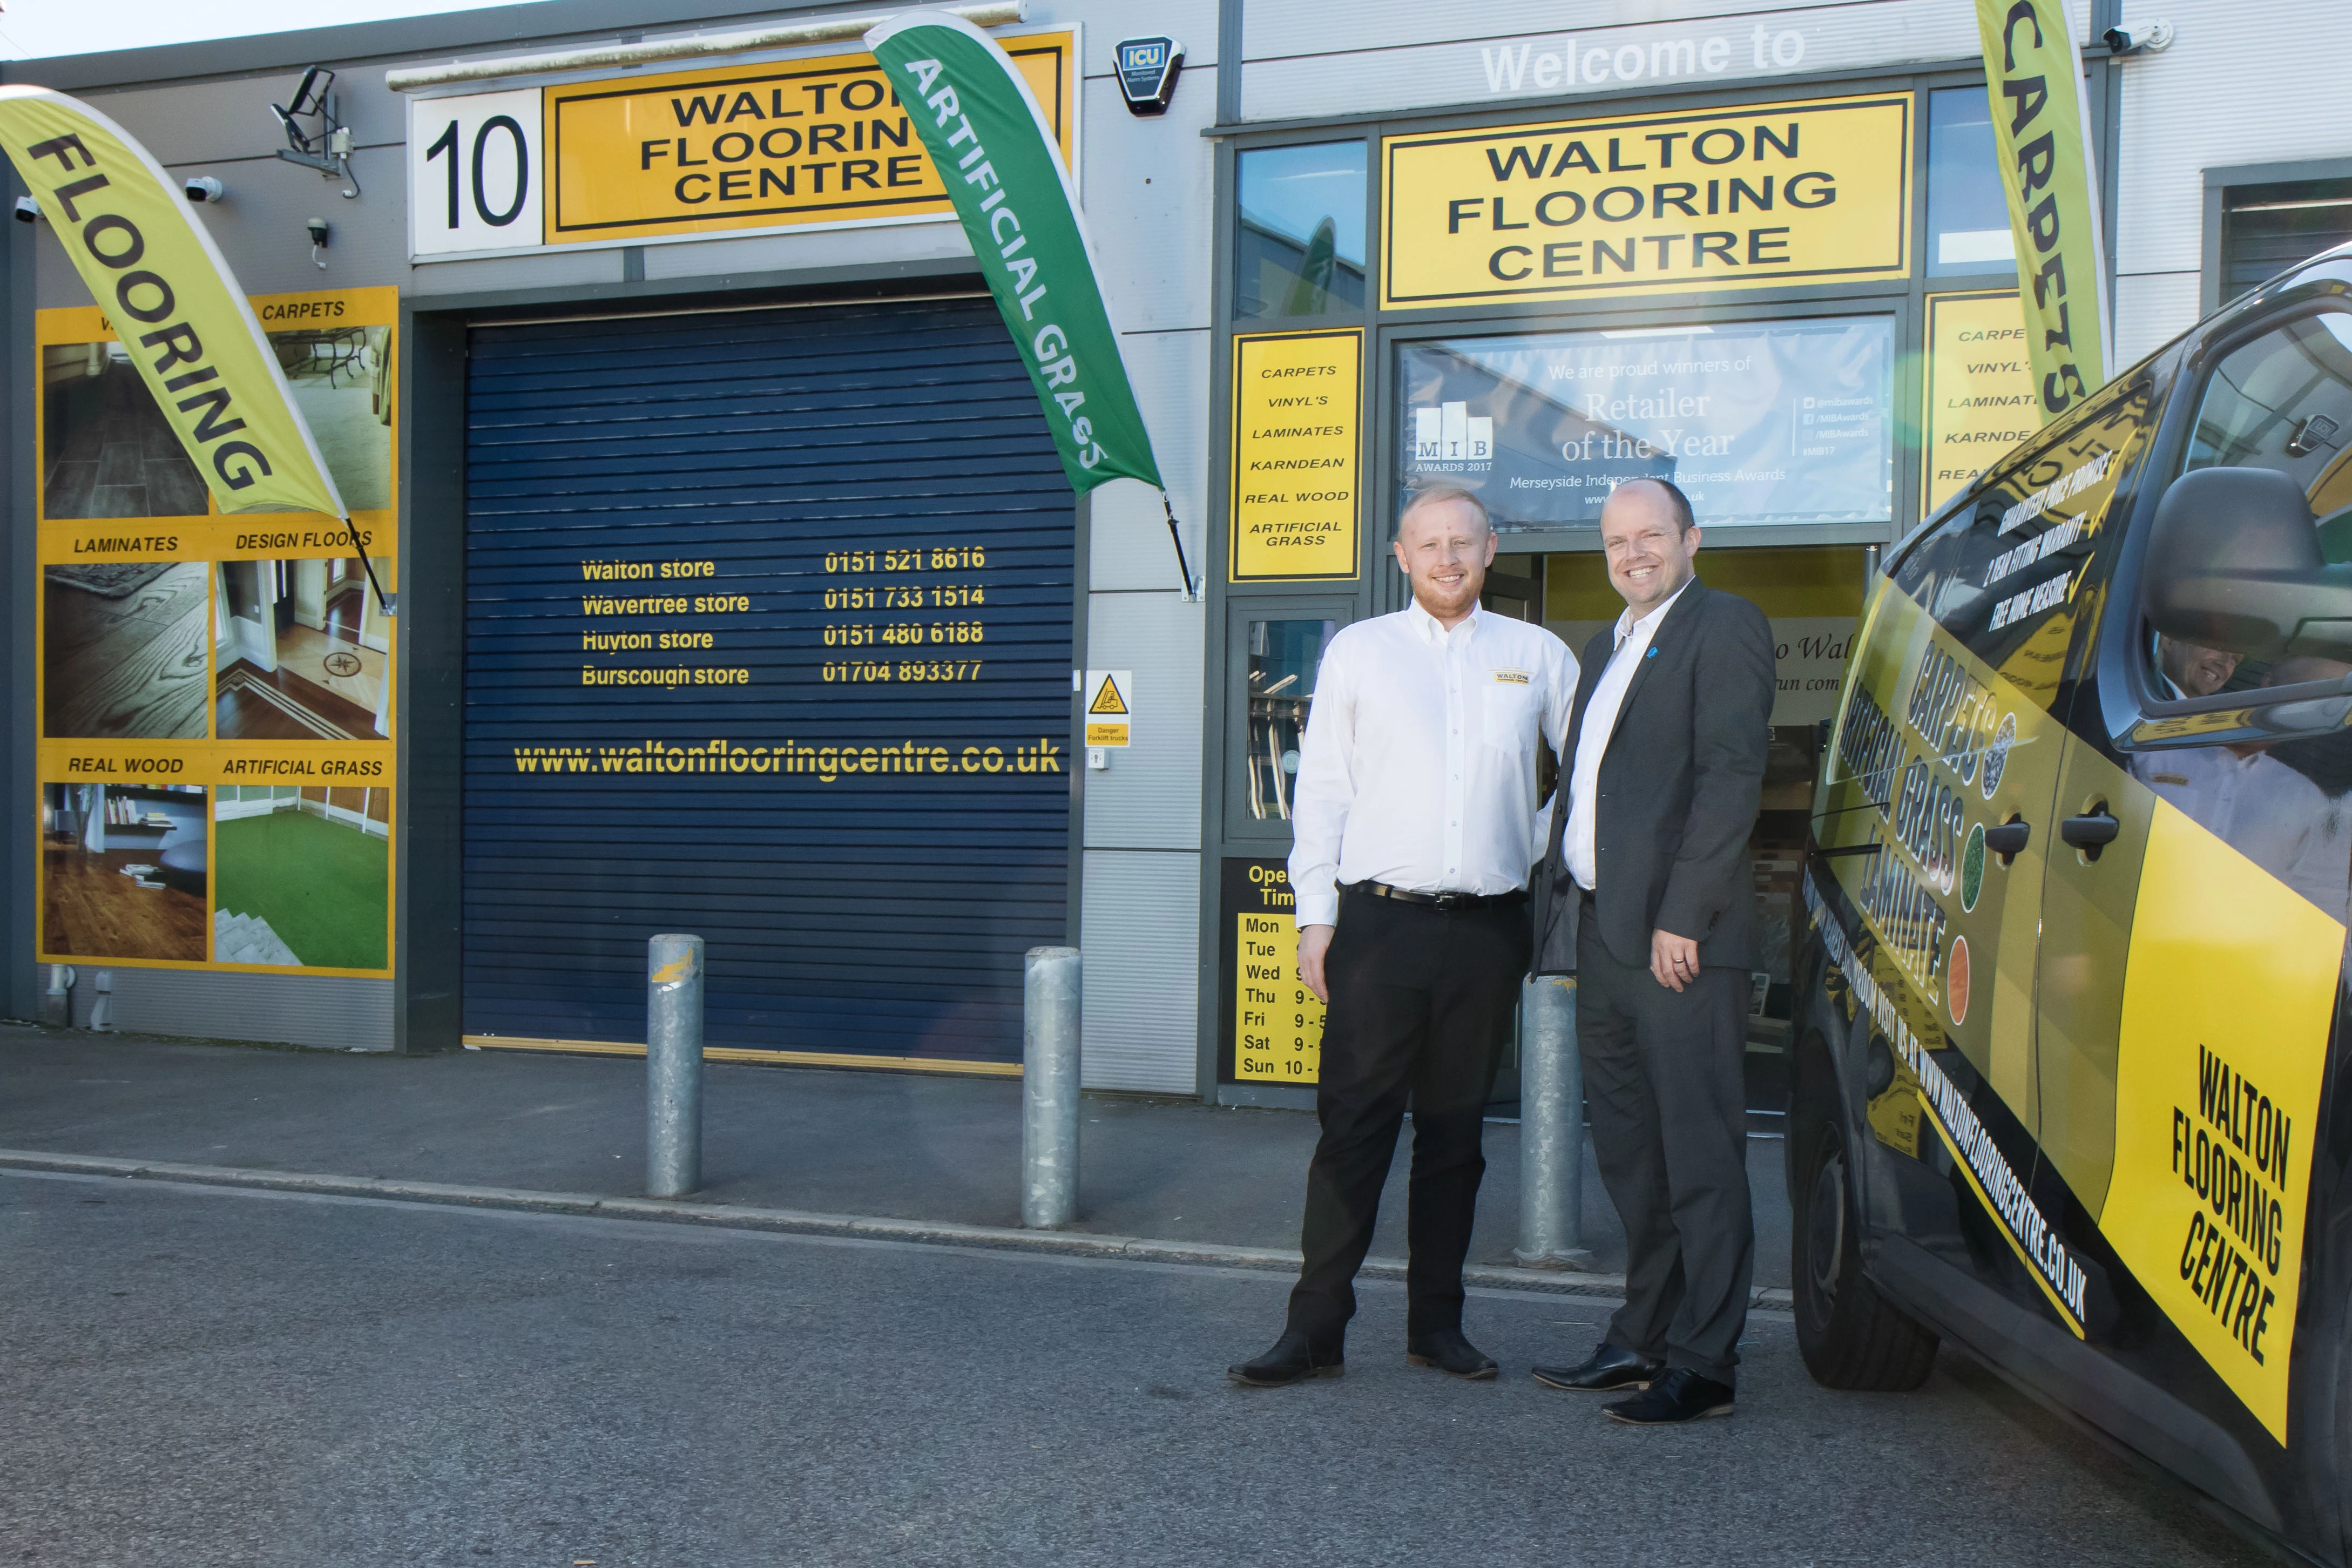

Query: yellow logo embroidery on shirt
[[1491, 668, 1531, 685]]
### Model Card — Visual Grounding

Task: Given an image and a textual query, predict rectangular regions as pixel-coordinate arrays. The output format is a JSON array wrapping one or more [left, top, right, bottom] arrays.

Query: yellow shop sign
[[546, 31, 1076, 245], [1380, 93, 1911, 309]]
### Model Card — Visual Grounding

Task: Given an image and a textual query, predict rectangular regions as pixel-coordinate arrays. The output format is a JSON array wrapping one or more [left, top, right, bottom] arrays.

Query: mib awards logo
[[1410, 401, 1493, 471]]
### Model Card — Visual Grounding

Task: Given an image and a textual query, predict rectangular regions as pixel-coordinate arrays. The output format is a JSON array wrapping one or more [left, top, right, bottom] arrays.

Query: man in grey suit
[[1526, 476, 1775, 1425]]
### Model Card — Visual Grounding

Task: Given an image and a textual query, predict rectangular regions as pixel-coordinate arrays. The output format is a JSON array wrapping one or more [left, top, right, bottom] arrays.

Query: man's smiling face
[[1599, 479, 1700, 617]]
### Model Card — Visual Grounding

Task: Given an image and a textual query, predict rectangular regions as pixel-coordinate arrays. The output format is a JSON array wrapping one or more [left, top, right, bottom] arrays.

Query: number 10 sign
[[406, 87, 544, 259]]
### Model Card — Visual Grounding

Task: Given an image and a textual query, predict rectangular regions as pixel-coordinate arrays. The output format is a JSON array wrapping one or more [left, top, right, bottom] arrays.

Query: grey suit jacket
[[1531, 579, 1776, 975]]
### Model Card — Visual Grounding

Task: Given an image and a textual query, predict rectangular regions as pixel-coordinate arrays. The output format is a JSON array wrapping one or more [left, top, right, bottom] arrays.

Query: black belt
[[1347, 880, 1525, 911]]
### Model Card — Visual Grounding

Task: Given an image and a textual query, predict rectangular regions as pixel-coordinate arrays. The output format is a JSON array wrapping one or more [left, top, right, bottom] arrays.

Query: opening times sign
[[1220, 858, 1326, 1084]]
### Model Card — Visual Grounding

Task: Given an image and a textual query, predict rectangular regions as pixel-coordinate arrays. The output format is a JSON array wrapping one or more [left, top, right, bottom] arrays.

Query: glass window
[[1396, 316, 1893, 533], [1893, 368, 2160, 713], [1242, 618, 1335, 822], [1234, 141, 1367, 319], [2222, 180, 2352, 306], [1926, 86, 2015, 278], [2146, 308, 2352, 705]]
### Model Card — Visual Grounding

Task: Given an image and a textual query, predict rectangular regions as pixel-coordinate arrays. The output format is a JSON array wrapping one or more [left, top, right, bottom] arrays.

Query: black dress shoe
[[1227, 1328, 1343, 1387], [1405, 1327, 1498, 1381], [1602, 1366, 1736, 1424], [1530, 1341, 1662, 1392]]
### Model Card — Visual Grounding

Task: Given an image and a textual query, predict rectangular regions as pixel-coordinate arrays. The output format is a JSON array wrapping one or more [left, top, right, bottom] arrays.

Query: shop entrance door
[[459, 297, 1075, 1064]]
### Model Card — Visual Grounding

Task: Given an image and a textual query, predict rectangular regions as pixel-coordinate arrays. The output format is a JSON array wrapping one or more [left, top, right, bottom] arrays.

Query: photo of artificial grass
[[212, 808, 388, 970]]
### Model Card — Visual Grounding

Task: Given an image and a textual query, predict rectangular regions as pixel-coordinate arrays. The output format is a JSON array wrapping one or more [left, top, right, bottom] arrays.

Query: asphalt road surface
[[2, 1168, 2268, 1567]]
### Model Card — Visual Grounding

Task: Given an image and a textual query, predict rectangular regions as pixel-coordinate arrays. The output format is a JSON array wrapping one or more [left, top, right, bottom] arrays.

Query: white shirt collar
[[1407, 596, 1483, 644], [1612, 576, 1695, 648]]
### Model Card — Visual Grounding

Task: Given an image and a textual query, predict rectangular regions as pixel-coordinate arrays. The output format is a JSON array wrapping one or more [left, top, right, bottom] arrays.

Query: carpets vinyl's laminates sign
[[1229, 328, 1362, 582], [1380, 93, 1912, 309], [1921, 290, 2038, 516]]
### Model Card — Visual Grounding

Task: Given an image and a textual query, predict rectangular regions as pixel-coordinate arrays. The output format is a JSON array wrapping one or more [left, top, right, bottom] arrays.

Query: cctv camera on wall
[[185, 176, 227, 202]]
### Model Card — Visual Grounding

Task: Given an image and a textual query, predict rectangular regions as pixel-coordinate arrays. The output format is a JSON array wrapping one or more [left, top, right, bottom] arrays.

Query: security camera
[[2103, 19, 2174, 55], [184, 176, 226, 203], [306, 216, 330, 247], [11, 195, 37, 224]]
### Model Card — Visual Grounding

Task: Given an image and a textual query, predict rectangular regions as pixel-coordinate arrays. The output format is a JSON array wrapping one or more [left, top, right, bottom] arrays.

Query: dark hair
[[1618, 475, 1696, 532], [1397, 484, 1491, 536]]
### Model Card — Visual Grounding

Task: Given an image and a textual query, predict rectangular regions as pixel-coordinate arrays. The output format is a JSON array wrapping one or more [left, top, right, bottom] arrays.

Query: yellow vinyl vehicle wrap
[[1793, 246, 2352, 1564]]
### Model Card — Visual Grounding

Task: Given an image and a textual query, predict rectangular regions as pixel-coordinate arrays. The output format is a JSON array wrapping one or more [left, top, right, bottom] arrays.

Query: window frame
[[1221, 597, 1357, 844], [2202, 157, 2352, 317]]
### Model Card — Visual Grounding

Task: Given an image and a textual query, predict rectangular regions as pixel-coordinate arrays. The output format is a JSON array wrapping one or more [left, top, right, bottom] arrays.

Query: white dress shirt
[[1288, 600, 1578, 928], [1564, 579, 1694, 892]]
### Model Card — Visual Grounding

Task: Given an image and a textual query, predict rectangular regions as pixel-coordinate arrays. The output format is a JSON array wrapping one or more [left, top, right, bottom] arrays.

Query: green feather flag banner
[[865, 11, 1171, 503]]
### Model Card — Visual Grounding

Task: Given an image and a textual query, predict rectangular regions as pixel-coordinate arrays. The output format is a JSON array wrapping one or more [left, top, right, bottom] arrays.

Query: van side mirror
[[2142, 466, 2352, 661]]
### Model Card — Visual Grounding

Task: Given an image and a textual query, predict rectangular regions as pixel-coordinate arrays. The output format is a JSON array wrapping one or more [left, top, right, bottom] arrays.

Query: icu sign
[[1381, 93, 1910, 308]]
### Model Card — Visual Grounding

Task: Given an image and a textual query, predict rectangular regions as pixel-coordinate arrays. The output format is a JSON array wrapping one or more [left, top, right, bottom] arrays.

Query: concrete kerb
[[0, 1147, 1795, 1310]]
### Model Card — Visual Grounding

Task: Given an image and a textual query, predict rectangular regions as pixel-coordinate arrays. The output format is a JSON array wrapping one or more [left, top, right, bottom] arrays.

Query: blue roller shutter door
[[462, 298, 1073, 1062]]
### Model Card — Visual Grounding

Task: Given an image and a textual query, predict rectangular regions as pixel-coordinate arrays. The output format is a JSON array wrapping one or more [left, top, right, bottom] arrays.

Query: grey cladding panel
[[62, 965, 393, 1050]]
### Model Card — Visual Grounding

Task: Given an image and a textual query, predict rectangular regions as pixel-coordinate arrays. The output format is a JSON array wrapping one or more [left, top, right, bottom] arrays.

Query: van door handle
[[1982, 821, 2030, 860], [2060, 809, 2121, 860]]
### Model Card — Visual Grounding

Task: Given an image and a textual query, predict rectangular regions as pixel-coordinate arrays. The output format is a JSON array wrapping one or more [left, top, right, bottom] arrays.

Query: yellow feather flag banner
[[1973, 0, 2111, 424], [0, 86, 348, 518]]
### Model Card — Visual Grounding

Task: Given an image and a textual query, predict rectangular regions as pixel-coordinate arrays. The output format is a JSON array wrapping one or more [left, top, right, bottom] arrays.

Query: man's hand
[[1297, 924, 1336, 1005], [1650, 928, 1701, 992]]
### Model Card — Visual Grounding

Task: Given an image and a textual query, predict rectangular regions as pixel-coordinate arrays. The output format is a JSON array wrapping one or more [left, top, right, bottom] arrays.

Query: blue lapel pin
[[1645, 647, 1659, 659]]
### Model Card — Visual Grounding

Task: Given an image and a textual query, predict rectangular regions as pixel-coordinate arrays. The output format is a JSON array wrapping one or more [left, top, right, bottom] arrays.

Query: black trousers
[[1285, 886, 1530, 1345], [1577, 902, 1754, 1384]]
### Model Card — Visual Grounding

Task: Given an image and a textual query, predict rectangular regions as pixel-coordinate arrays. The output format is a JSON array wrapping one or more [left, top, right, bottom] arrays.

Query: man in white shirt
[[1228, 486, 1576, 1388]]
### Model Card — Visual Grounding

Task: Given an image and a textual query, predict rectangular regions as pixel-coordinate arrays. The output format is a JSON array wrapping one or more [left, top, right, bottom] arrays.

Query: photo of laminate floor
[[43, 347, 208, 520], [44, 562, 210, 739], [213, 807, 389, 969], [42, 844, 208, 963]]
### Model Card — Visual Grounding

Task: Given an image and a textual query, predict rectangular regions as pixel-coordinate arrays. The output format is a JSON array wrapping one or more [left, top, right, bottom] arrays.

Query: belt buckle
[[1432, 891, 1466, 911]]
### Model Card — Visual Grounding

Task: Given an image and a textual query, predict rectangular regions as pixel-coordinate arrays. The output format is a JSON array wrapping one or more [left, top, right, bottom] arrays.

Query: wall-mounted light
[[184, 175, 228, 203], [272, 66, 361, 199]]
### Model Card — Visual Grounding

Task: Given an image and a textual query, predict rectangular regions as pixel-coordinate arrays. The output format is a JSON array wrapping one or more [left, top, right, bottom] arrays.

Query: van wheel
[[1792, 1106, 1940, 1390]]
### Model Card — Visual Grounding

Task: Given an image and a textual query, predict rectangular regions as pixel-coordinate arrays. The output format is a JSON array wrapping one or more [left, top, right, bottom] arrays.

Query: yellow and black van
[[1795, 243, 2352, 1560]]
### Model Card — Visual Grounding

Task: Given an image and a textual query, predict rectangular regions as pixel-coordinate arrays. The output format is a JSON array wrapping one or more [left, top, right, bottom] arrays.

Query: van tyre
[[1792, 1101, 1940, 1391]]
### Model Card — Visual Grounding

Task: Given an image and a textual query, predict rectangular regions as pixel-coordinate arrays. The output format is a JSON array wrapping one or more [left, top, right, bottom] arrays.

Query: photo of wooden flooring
[[44, 562, 211, 740], [43, 343, 208, 520], [41, 783, 209, 963], [214, 567, 389, 741]]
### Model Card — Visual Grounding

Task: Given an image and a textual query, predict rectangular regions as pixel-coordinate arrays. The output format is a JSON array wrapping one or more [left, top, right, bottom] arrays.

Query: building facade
[[6, 0, 2348, 1100]]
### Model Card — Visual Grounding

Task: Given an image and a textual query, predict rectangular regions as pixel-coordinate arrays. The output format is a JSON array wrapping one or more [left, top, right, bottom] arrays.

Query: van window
[[1890, 370, 2162, 713], [2120, 310, 2352, 922]]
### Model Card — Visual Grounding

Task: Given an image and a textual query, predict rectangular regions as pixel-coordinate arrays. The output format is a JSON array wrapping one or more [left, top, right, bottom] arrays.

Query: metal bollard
[[1516, 974, 1592, 1268], [646, 934, 704, 1199], [1022, 945, 1082, 1228]]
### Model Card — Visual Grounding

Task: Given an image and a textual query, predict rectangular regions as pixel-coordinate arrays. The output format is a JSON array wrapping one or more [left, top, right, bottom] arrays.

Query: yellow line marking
[[461, 1035, 1022, 1078]]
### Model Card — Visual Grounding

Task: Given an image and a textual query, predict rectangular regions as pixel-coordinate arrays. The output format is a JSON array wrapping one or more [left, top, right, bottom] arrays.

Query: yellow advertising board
[[1224, 859, 1326, 1084], [1380, 93, 1911, 309], [1229, 328, 1361, 581], [1921, 291, 2038, 516], [546, 32, 1076, 245], [34, 292, 397, 978]]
